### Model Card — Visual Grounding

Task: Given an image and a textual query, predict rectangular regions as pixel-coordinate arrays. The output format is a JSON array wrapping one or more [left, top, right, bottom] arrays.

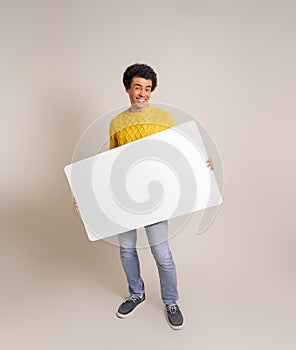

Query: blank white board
[[64, 121, 222, 241]]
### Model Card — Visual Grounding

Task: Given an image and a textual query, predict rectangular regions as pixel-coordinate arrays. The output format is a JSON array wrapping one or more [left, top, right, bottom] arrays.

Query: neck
[[129, 103, 149, 112]]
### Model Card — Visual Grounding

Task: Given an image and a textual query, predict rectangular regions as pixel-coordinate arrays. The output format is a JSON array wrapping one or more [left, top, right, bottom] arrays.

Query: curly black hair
[[123, 63, 157, 91]]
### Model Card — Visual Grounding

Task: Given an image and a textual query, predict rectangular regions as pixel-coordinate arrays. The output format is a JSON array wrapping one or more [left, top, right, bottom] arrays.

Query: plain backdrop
[[0, 1, 295, 349]]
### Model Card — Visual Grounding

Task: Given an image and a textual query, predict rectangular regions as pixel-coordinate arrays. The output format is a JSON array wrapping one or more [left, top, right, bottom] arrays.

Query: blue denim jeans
[[118, 220, 179, 305]]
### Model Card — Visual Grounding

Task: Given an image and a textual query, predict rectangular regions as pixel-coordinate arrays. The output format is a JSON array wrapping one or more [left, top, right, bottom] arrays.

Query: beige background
[[1, 0, 295, 349]]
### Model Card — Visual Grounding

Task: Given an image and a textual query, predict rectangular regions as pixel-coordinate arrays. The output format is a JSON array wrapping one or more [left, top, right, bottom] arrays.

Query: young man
[[109, 63, 184, 330]]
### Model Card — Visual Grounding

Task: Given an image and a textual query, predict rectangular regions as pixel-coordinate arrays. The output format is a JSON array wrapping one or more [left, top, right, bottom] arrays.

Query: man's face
[[126, 77, 152, 111]]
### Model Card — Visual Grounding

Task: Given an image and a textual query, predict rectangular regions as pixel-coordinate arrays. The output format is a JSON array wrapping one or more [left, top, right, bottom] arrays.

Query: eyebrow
[[134, 83, 152, 88]]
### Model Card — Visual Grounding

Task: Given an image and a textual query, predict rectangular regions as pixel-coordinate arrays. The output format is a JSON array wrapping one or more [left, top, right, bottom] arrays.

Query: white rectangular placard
[[64, 121, 222, 241]]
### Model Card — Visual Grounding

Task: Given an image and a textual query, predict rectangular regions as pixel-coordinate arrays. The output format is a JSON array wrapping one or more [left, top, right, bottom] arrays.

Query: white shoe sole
[[168, 322, 184, 330]]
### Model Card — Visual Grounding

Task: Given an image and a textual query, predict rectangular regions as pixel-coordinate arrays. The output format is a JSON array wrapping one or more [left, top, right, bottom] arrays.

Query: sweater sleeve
[[109, 134, 118, 150], [109, 120, 118, 149], [167, 111, 176, 127]]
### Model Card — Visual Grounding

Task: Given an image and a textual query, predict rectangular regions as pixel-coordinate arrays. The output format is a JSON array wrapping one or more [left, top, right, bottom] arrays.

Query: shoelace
[[167, 303, 179, 314], [125, 294, 141, 303]]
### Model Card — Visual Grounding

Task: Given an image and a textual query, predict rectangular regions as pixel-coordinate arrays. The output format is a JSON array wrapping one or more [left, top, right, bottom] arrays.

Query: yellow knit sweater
[[109, 105, 176, 149]]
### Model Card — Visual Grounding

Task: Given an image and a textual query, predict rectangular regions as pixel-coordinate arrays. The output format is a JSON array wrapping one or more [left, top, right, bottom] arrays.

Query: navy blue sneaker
[[116, 293, 145, 318], [166, 303, 184, 330]]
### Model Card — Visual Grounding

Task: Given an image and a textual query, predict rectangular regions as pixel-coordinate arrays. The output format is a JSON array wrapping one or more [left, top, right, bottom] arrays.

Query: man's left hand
[[207, 157, 214, 171]]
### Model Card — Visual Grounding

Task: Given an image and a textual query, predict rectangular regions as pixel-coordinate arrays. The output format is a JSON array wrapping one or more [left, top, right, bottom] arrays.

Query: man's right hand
[[72, 196, 79, 214]]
